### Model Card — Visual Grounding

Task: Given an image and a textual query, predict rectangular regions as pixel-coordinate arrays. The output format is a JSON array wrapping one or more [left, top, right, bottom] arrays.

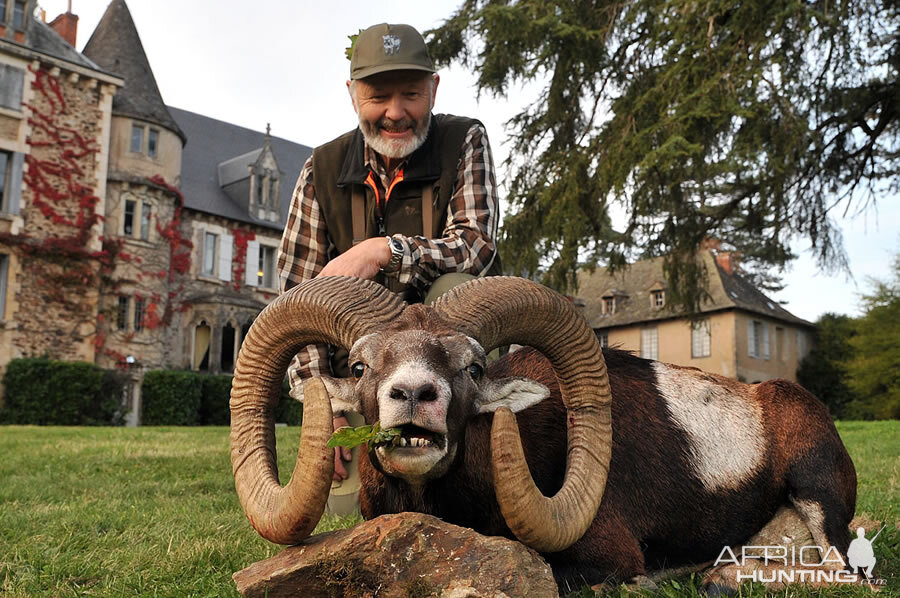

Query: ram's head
[[230, 277, 612, 552]]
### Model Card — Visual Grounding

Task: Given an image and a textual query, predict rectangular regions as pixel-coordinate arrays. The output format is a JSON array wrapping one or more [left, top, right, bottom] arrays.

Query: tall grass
[[0, 422, 895, 597]]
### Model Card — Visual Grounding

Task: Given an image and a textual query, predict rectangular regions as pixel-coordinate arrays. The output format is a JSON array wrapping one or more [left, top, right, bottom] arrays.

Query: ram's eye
[[466, 363, 483, 380], [351, 362, 366, 379]]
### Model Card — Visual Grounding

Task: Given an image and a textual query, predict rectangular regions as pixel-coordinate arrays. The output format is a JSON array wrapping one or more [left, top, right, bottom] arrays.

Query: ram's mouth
[[375, 424, 446, 450]]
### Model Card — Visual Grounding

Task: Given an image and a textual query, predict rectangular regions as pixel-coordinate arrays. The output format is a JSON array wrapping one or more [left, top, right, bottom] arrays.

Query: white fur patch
[[653, 362, 765, 492]]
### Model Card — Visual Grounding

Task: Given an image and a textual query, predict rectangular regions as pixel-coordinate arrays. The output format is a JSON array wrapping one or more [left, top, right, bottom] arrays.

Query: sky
[[37, 0, 899, 323]]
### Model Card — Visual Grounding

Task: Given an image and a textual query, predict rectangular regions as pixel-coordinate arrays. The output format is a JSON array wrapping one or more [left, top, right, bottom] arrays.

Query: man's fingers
[[341, 446, 352, 461], [333, 448, 349, 481]]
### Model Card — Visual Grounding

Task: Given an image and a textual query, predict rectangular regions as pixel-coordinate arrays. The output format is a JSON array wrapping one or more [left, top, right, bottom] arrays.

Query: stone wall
[[4, 63, 115, 365]]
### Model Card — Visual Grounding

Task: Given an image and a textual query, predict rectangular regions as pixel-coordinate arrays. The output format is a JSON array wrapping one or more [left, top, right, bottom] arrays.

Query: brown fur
[[352, 322, 856, 590]]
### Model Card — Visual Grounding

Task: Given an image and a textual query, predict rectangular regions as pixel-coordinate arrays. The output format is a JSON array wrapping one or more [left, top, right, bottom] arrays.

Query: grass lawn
[[0, 421, 896, 597]]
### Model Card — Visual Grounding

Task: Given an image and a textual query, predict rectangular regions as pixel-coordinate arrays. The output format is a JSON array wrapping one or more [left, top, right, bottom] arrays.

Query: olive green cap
[[351, 23, 435, 80]]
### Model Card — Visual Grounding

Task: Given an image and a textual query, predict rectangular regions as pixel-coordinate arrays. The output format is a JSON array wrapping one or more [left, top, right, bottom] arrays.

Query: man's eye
[[466, 363, 483, 380], [351, 362, 366, 378]]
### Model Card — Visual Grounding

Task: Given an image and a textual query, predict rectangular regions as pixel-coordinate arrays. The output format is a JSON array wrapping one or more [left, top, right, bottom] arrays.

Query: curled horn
[[230, 277, 405, 544], [433, 277, 612, 552]]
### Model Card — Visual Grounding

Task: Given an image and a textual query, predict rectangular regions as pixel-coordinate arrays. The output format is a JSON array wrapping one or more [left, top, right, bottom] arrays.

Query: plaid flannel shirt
[[277, 122, 499, 396]]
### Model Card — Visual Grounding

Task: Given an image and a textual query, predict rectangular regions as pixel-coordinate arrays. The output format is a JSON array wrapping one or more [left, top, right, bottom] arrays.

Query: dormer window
[[12, 0, 25, 30], [603, 296, 615, 314], [651, 289, 665, 308]]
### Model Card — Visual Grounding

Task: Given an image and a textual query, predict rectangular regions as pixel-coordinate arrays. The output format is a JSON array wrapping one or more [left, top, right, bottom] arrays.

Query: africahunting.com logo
[[714, 525, 888, 586]]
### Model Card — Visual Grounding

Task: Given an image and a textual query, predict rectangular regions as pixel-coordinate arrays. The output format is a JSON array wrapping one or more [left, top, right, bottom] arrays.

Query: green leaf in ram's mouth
[[327, 422, 402, 451]]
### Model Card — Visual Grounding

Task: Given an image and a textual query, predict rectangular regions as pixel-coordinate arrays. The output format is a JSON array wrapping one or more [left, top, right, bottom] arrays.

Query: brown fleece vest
[[311, 114, 499, 300]]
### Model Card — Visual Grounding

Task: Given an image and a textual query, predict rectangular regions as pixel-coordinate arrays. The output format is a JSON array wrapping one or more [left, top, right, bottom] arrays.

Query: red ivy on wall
[[0, 65, 194, 368], [231, 228, 256, 291]]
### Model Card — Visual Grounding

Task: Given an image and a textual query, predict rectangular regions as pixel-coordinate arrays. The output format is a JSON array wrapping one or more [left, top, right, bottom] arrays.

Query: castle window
[[0, 150, 9, 211], [193, 321, 211, 371], [140, 202, 151, 240], [133, 297, 146, 332], [221, 323, 236, 372], [255, 174, 264, 206], [123, 199, 135, 235], [257, 245, 276, 288], [130, 124, 143, 153], [147, 128, 159, 158], [0, 64, 24, 110], [122, 198, 152, 240], [12, 1, 24, 30], [0, 253, 8, 320], [116, 296, 129, 330], [267, 176, 277, 209], [202, 232, 218, 276]]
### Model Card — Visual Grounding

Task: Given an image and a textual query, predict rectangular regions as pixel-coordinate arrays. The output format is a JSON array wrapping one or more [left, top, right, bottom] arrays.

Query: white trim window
[[691, 319, 711, 358], [640, 327, 658, 360], [257, 244, 276, 289], [122, 196, 153, 241], [748, 319, 770, 359], [202, 232, 218, 277]]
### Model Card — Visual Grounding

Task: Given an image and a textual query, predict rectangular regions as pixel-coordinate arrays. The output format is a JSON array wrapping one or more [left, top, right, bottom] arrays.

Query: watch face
[[390, 238, 404, 252]]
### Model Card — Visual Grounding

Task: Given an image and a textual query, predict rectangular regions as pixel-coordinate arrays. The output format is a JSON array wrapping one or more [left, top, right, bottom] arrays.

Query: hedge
[[141, 370, 301, 426], [0, 358, 128, 425]]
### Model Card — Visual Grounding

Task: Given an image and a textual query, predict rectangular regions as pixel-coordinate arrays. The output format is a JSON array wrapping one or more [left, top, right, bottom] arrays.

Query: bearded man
[[277, 23, 501, 499]]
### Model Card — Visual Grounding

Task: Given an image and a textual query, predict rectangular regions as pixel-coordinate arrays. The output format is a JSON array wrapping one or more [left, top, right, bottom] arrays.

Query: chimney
[[49, 6, 78, 48], [716, 251, 737, 275]]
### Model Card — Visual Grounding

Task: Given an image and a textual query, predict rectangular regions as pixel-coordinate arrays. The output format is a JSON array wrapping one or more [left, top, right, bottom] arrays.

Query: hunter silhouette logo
[[383, 34, 401, 55], [848, 525, 884, 577]]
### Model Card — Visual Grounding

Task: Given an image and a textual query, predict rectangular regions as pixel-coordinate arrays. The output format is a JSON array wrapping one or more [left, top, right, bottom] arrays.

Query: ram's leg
[[547, 508, 649, 593], [701, 506, 815, 594]]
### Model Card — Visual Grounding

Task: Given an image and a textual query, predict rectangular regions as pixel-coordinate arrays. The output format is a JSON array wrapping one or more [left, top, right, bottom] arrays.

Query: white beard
[[360, 111, 432, 160]]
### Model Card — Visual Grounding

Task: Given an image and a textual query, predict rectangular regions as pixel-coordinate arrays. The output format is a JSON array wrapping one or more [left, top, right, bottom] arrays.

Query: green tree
[[428, 0, 898, 310], [797, 313, 858, 419], [844, 255, 900, 419]]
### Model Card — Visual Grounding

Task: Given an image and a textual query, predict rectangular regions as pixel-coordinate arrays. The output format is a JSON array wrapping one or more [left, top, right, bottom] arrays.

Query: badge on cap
[[383, 34, 401, 55]]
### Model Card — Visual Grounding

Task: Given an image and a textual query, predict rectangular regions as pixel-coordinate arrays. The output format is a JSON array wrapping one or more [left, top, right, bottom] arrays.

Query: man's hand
[[317, 237, 391, 280], [332, 415, 353, 481]]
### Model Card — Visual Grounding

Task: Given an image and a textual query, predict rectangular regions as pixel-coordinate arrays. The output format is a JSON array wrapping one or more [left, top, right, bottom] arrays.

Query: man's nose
[[384, 94, 406, 121]]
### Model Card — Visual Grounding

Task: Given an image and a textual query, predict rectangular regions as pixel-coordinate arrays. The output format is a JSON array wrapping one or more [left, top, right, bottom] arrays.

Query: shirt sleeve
[[277, 155, 333, 399], [393, 123, 499, 292]]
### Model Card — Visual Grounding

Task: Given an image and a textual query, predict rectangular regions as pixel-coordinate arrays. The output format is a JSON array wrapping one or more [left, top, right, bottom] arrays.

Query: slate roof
[[576, 251, 812, 329], [168, 106, 313, 231], [23, 17, 101, 70], [81, 0, 185, 143]]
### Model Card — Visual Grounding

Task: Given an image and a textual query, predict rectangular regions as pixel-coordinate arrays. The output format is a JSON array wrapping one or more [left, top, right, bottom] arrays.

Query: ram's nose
[[389, 382, 438, 403]]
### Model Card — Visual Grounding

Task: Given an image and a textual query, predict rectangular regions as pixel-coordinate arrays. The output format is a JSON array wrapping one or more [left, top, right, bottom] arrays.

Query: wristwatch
[[382, 236, 404, 274]]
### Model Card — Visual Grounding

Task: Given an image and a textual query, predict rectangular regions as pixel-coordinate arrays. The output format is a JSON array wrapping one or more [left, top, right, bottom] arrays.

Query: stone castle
[[0, 0, 311, 419]]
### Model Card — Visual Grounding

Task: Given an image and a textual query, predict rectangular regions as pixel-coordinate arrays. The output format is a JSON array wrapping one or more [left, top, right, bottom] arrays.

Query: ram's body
[[356, 346, 857, 585]]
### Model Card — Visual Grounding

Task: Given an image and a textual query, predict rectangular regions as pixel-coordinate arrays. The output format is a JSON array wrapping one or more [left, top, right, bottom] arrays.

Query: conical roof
[[82, 0, 185, 144]]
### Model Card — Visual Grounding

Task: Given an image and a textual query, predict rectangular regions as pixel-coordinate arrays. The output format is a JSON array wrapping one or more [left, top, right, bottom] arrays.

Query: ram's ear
[[289, 376, 360, 415], [475, 377, 551, 414]]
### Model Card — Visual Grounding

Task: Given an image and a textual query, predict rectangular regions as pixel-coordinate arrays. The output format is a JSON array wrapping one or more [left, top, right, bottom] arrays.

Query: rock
[[233, 512, 559, 598]]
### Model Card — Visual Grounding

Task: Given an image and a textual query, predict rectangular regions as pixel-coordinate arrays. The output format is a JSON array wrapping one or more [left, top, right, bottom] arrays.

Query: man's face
[[349, 70, 439, 160]]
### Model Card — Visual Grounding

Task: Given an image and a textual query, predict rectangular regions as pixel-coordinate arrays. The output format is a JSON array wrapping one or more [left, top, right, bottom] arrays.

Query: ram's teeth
[[424, 439, 432, 447], [400, 437, 408, 447], [413, 438, 423, 447]]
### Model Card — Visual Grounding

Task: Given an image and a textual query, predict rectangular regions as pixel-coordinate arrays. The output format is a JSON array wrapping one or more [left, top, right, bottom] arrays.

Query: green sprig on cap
[[345, 29, 364, 61]]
